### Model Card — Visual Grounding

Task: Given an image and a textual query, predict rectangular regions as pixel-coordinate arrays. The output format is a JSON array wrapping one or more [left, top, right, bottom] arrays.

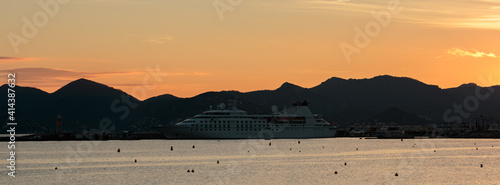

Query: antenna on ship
[[228, 97, 240, 110]]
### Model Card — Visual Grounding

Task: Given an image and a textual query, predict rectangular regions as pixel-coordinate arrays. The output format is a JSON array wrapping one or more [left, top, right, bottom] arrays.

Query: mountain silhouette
[[2, 75, 500, 133], [1, 79, 139, 133], [373, 107, 430, 125], [53, 78, 127, 98]]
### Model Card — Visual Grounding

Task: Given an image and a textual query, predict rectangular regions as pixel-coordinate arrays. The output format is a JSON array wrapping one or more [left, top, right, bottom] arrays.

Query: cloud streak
[[0, 67, 130, 79], [0, 56, 38, 61], [447, 48, 498, 58], [301, 0, 500, 30], [0, 68, 209, 89], [0, 56, 20, 60], [0, 68, 133, 89], [143, 35, 174, 44], [0, 67, 165, 95]]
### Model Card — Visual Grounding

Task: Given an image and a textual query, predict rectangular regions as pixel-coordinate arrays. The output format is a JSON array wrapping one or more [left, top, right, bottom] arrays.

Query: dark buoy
[[171, 146, 173, 151], [481, 164, 483, 168], [395, 173, 398, 176], [356, 148, 358, 151], [117, 148, 120, 153], [290, 148, 292, 150], [187, 170, 190, 172], [344, 162, 347, 166], [401, 139, 403, 141], [218, 140, 220, 142], [323, 146, 325, 148], [299, 151, 301, 152], [217, 160, 219, 164], [55, 167, 58, 170], [248, 151, 250, 153], [134, 159, 137, 163], [359, 138, 362, 139], [298, 141, 300, 144], [476, 147, 478, 150], [191, 169, 195, 173], [193, 145, 195, 148], [269, 142, 271, 146], [334, 171, 338, 174], [434, 150, 436, 152]]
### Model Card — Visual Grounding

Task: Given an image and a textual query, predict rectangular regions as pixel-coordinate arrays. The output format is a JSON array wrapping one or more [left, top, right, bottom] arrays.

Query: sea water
[[3, 138, 500, 184]]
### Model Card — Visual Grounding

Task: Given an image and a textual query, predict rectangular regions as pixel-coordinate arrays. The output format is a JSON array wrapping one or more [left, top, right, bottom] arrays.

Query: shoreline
[[1, 135, 497, 142]]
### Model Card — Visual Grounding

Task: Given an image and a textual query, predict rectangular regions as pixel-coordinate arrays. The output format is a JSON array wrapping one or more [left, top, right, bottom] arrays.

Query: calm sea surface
[[3, 138, 500, 184]]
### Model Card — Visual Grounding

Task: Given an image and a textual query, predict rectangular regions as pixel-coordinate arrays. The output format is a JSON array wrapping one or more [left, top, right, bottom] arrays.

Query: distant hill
[[372, 107, 431, 125], [1, 79, 139, 133], [2, 75, 500, 133]]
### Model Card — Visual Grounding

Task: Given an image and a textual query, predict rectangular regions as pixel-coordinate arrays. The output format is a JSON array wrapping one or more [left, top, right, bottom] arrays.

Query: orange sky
[[1, 0, 500, 100]]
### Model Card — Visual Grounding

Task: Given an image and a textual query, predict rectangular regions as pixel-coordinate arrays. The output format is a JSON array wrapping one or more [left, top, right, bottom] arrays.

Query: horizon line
[[2, 74, 499, 101]]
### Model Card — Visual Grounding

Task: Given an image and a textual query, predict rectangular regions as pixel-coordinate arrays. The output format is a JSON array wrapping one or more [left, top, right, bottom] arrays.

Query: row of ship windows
[[185, 120, 266, 124], [190, 129, 284, 131], [190, 124, 306, 128]]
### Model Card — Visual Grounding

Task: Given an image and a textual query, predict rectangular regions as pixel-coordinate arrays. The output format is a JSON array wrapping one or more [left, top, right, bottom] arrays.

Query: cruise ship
[[151, 101, 337, 139]]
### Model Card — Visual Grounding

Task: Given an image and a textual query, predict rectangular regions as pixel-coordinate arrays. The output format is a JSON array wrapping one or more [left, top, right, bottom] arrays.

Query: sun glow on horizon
[[1, 0, 499, 99]]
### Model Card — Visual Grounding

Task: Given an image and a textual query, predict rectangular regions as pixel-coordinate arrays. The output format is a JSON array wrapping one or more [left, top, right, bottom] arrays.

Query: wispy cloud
[[447, 48, 498, 58], [0, 56, 38, 61], [193, 72, 209, 75], [299, 0, 500, 30], [73, 0, 146, 5], [0, 67, 150, 94], [165, 71, 209, 76], [309, 0, 351, 3], [143, 35, 174, 44], [0, 68, 132, 88], [0, 56, 20, 60], [392, 0, 500, 30]]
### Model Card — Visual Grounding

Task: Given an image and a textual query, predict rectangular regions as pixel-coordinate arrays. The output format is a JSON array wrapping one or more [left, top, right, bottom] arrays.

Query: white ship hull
[[152, 125, 336, 139], [152, 101, 337, 139]]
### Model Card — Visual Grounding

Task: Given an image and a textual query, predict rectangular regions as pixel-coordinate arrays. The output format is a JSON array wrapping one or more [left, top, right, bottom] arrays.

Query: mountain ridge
[[2, 75, 500, 133], [3, 76, 497, 100]]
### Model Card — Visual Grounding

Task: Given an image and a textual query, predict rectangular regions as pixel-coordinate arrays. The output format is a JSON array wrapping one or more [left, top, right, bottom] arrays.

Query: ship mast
[[228, 98, 239, 110]]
